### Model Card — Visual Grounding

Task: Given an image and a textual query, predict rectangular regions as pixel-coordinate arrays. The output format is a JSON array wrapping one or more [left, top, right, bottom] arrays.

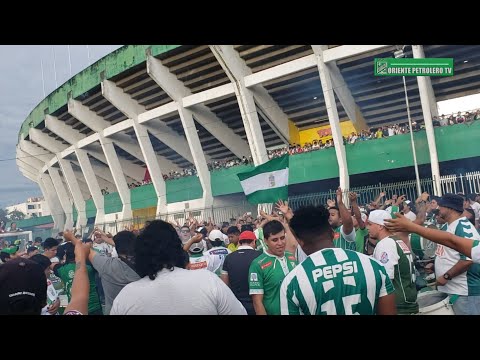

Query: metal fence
[[76, 171, 480, 235]]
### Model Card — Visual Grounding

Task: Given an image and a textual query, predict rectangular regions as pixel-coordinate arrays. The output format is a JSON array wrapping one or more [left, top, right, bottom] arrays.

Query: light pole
[[396, 46, 422, 197]]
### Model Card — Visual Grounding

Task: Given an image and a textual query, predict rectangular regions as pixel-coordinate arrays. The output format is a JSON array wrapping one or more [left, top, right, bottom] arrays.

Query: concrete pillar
[[98, 137, 133, 220], [48, 167, 74, 230], [412, 45, 442, 195], [57, 158, 87, 228], [314, 45, 350, 192], [39, 173, 65, 233], [177, 105, 213, 207], [74, 149, 105, 224], [210, 45, 288, 164], [101, 79, 168, 214]]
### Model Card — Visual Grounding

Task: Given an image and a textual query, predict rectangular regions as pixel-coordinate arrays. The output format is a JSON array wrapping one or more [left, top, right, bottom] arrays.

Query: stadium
[[13, 45, 480, 236]]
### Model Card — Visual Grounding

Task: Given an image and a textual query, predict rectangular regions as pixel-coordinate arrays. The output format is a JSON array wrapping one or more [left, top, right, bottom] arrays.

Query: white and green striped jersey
[[435, 217, 480, 296], [472, 240, 480, 264], [280, 248, 394, 315], [333, 225, 356, 251], [373, 236, 418, 314]]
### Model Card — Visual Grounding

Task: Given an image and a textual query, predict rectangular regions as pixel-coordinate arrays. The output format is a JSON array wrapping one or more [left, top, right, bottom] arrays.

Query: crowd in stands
[[2, 187, 479, 315], [86, 108, 480, 189]]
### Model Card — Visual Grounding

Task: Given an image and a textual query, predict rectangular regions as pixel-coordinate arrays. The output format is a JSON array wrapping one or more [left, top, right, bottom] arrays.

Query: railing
[[75, 171, 480, 236]]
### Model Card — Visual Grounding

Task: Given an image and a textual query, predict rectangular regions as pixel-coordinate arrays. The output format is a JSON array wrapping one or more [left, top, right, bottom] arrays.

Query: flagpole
[[40, 59, 46, 98], [67, 45, 72, 76], [52, 45, 58, 88], [86, 45, 91, 66]]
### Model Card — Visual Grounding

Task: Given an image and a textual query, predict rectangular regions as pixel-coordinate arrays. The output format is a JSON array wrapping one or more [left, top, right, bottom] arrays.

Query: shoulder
[[285, 251, 297, 262]]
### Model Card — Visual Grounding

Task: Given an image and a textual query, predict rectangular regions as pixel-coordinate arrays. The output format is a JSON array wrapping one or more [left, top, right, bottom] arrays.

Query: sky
[[0, 45, 122, 208]]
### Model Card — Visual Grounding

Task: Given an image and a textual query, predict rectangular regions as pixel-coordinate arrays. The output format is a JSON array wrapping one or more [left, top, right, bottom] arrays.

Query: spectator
[[221, 231, 261, 315], [280, 205, 396, 315], [110, 220, 246, 315]]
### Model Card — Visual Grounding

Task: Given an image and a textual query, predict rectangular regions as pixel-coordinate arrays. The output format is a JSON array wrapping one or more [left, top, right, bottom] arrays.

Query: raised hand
[[348, 192, 358, 202], [275, 199, 290, 214], [327, 199, 336, 208], [384, 212, 414, 233], [336, 187, 343, 204]]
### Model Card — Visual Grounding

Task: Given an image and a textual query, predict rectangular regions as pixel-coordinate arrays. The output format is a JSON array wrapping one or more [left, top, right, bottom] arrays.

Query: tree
[[8, 210, 26, 221]]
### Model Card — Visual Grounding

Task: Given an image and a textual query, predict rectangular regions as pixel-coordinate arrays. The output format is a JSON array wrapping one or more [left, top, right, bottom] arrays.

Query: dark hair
[[0, 252, 10, 262], [29, 254, 52, 271], [113, 231, 136, 256], [289, 205, 332, 245], [135, 220, 189, 280], [227, 226, 240, 235], [467, 193, 477, 202], [328, 206, 339, 212], [239, 239, 255, 246], [27, 246, 38, 255], [34, 237, 42, 243], [43, 238, 59, 250], [241, 224, 254, 233], [464, 208, 475, 225], [263, 220, 285, 240], [63, 243, 75, 263]]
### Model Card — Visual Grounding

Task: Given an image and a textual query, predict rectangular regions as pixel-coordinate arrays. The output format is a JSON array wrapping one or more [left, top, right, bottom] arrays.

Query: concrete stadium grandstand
[[15, 45, 480, 234]]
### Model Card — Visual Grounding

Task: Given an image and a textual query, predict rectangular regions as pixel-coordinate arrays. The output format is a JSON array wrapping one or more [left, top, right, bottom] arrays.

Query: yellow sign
[[296, 120, 356, 146]]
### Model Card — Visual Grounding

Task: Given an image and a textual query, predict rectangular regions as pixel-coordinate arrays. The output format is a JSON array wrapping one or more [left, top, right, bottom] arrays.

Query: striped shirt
[[280, 248, 394, 315]]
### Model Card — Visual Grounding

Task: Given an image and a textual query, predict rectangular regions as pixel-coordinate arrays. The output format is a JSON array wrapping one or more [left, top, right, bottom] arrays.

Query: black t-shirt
[[222, 248, 262, 303]]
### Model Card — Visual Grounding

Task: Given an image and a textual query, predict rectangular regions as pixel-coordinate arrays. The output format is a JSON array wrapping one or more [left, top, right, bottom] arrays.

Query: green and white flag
[[237, 155, 289, 204]]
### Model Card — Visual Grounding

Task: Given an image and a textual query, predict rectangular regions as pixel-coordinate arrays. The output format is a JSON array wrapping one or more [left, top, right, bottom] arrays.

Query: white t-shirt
[[435, 217, 480, 296], [93, 242, 114, 257], [470, 202, 480, 222], [472, 242, 480, 264], [204, 247, 231, 275], [373, 237, 401, 280], [110, 267, 247, 315]]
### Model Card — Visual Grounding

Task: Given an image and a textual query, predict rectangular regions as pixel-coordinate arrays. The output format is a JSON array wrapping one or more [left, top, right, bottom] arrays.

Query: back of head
[[467, 193, 477, 202], [0, 258, 47, 315], [240, 224, 254, 233], [63, 242, 75, 263], [135, 220, 189, 280], [113, 231, 136, 256], [227, 226, 240, 235], [27, 246, 38, 255], [29, 254, 52, 271], [43, 238, 59, 250], [289, 205, 332, 245]]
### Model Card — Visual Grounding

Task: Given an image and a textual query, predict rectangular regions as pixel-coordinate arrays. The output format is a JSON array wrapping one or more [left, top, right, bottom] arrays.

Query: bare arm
[[384, 213, 474, 258], [252, 294, 267, 315], [377, 293, 397, 315], [337, 187, 354, 235], [349, 192, 365, 229], [373, 192, 386, 206], [220, 273, 230, 288], [440, 260, 472, 281], [63, 230, 90, 315]]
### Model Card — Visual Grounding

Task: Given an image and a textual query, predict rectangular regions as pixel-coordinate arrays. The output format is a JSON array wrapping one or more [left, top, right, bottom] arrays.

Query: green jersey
[[55, 263, 102, 314], [249, 251, 298, 315], [373, 236, 418, 314], [280, 248, 394, 315], [355, 227, 369, 255], [333, 226, 357, 251]]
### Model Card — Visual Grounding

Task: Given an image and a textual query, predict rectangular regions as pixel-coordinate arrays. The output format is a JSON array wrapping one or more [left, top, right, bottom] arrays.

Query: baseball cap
[[1, 247, 18, 255], [404, 200, 412, 205], [0, 258, 47, 315], [239, 230, 256, 241], [368, 210, 392, 226], [195, 226, 208, 237], [208, 229, 225, 242], [189, 240, 205, 254]]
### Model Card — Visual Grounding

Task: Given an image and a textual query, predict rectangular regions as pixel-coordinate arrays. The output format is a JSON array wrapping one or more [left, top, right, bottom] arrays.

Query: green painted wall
[[18, 45, 181, 141], [17, 122, 480, 227], [8, 215, 53, 229]]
